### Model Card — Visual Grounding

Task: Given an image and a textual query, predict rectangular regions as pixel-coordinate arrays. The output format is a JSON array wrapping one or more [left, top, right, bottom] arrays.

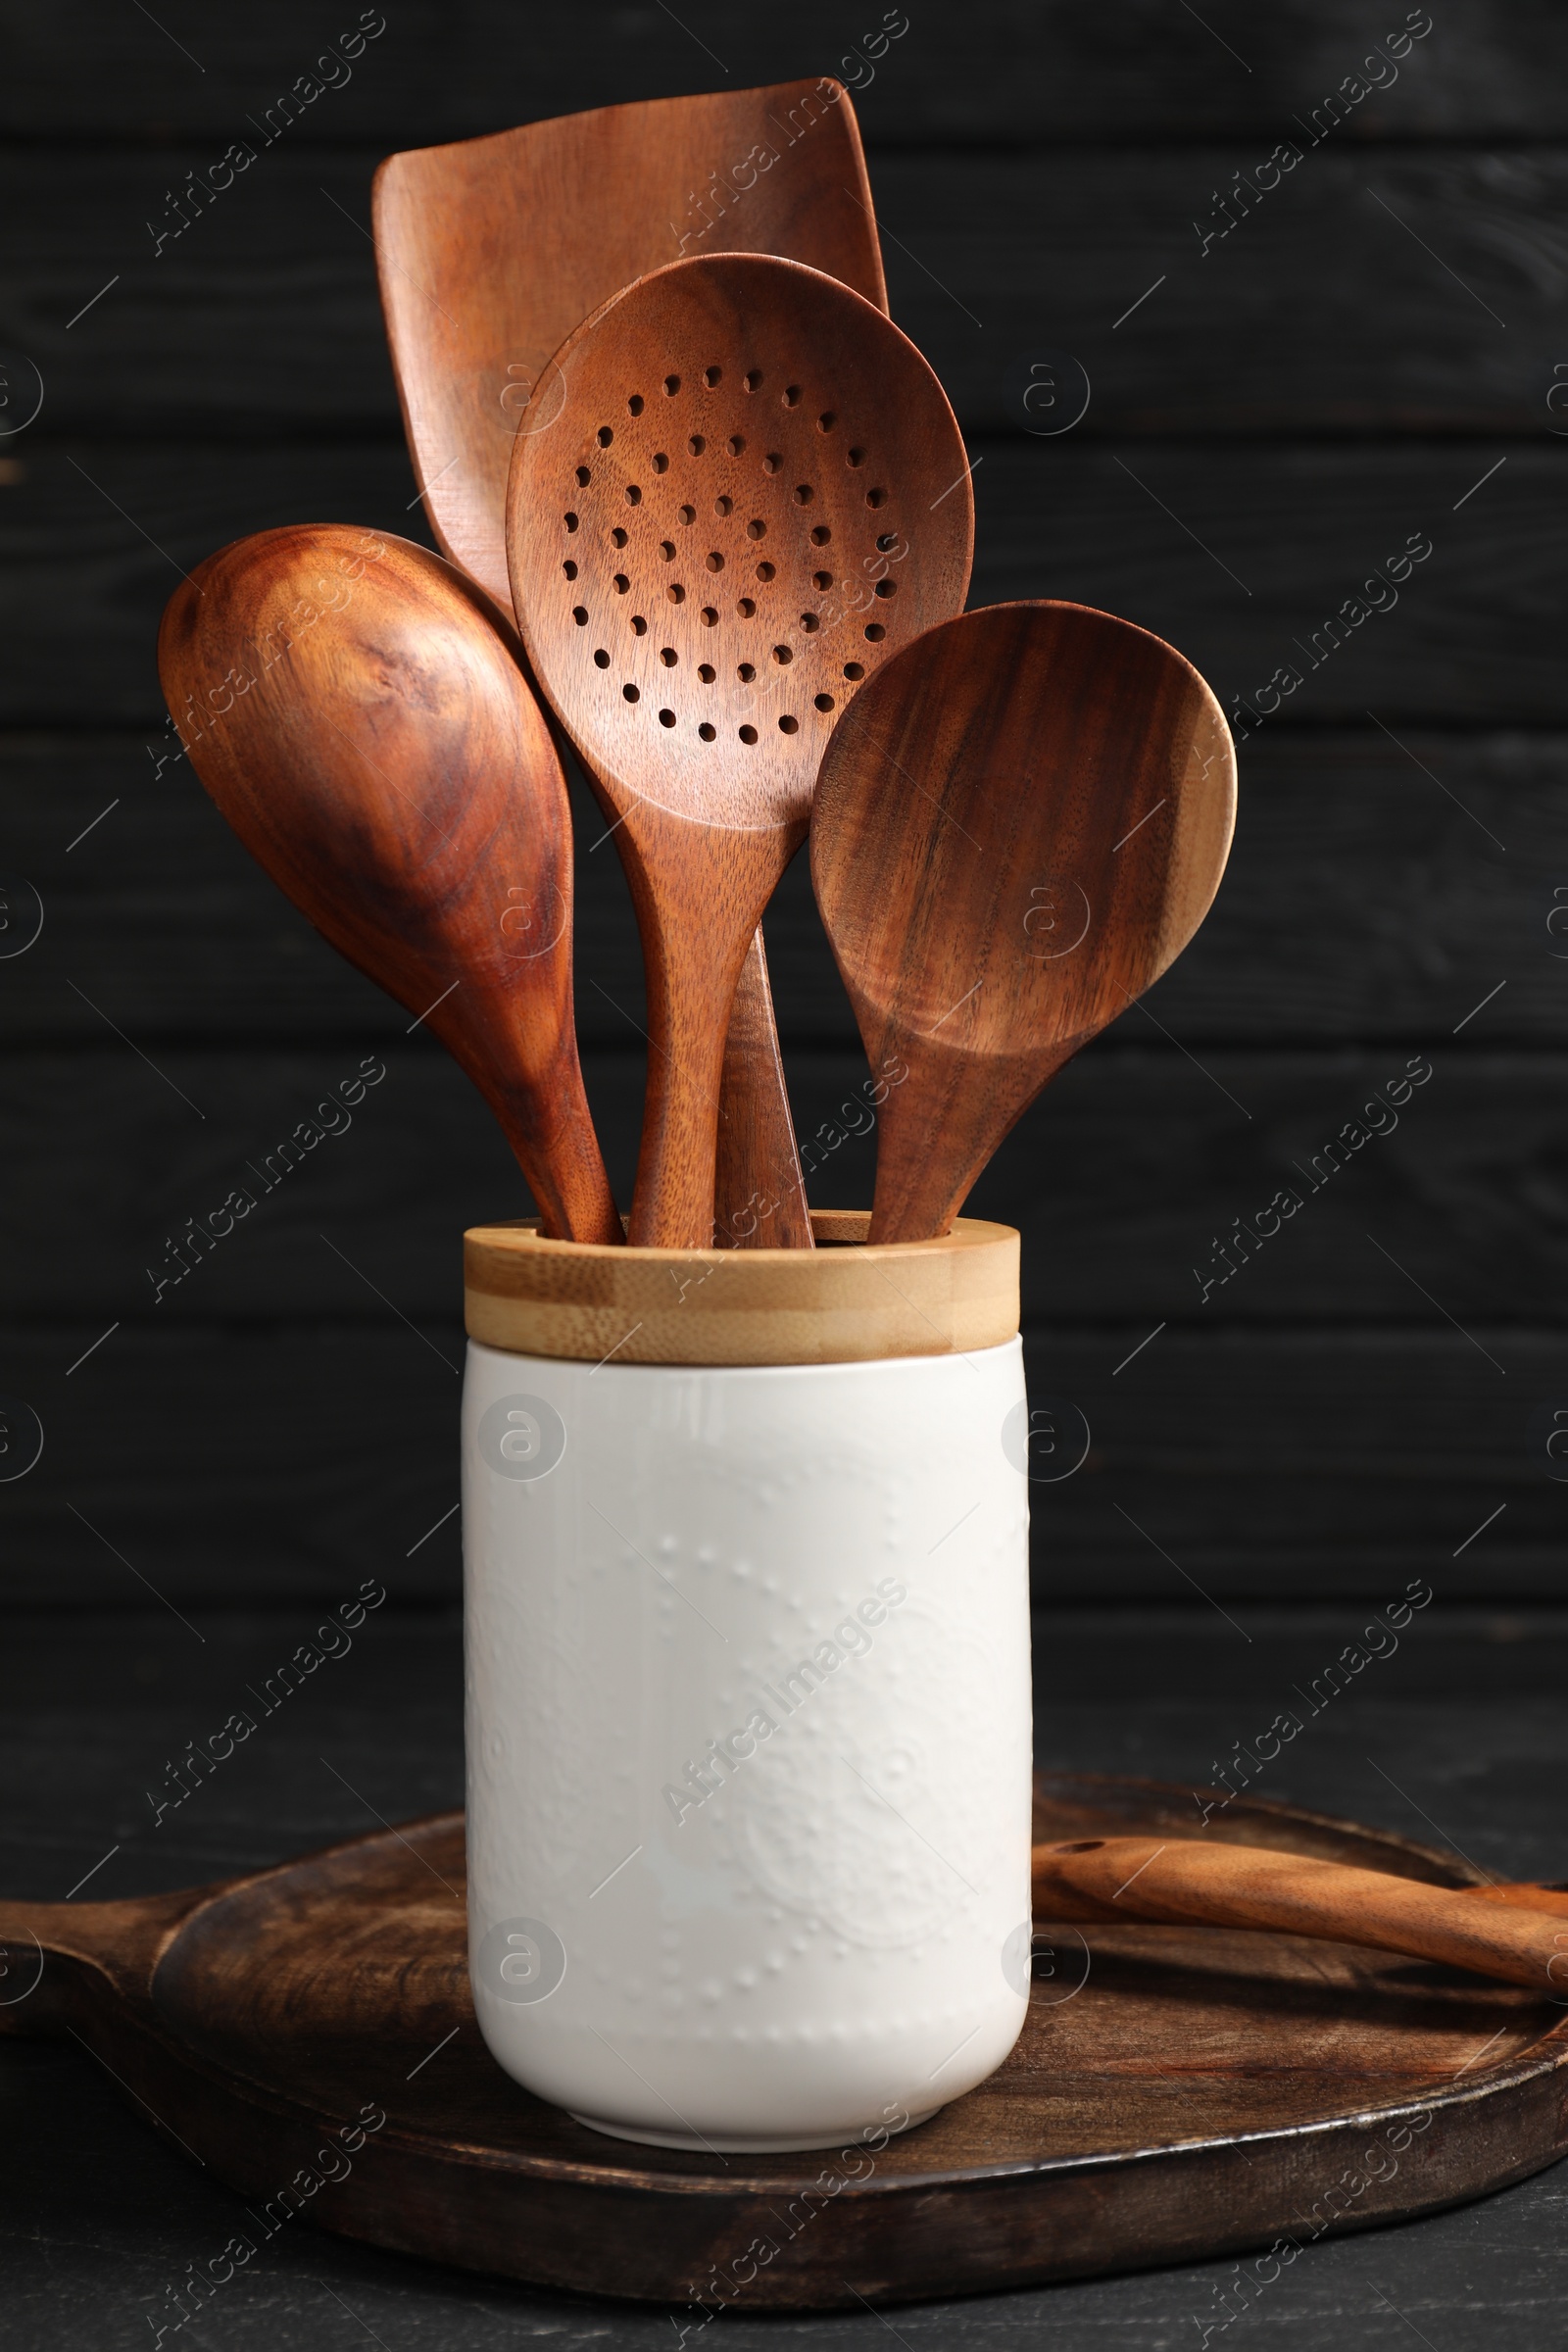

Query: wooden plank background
[[3, 1, 1564, 1607]]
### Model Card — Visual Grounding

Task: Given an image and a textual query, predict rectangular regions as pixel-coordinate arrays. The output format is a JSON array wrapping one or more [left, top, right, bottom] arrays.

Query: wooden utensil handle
[[627, 951, 734, 1250], [866, 1030, 1077, 1245], [619, 815, 796, 1250], [466, 1051, 623, 1247], [1032, 1835, 1568, 1992], [714, 927, 812, 1250]]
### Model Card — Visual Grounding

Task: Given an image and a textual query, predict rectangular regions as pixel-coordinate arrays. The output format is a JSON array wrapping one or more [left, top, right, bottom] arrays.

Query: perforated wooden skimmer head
[[506, 254, 974, 835], [505, 254, 973, 1247]]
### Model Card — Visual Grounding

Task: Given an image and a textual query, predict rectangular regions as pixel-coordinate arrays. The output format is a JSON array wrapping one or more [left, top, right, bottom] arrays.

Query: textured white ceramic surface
[[463, 1334, 1032, 2152]]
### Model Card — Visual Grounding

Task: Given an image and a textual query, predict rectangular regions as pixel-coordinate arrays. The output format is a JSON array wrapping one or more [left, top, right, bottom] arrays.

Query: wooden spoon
[[810, 601, 1237, 1244], [158, 524, 621, 1245], [507, 253, 974, 1248], [372, 79, 888, 1250], [1032, 1834, 1568, 1992]]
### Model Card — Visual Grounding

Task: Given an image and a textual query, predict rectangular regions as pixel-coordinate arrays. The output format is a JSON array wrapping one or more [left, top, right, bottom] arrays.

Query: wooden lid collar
[[464, 1210, 1019, 1367]]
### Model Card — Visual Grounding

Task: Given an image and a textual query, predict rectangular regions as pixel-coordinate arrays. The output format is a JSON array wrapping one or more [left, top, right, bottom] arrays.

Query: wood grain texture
[[812, 603, 1236, 1239], [1031, 1833, 1568, 1989], [9, 445, 1563, 730], [508, 252, 973, 1243], [1, 1779, 1564, 2308], [373, 79, 884, 614], [463, 1211, 1018, 1365], [7, 6, 1564, 140], [156, 526, 620, 1243]]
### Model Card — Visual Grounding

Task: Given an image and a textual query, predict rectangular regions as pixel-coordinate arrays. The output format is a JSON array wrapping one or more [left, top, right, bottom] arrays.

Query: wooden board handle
[[0, 1889, 201, 2034], [1032, 1835, 1568, 1992]]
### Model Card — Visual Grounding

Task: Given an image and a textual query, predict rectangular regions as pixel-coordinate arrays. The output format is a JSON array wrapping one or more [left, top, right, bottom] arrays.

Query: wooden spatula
[[507, 253, 974, 1248], [372, 80, 885, 613], [810, 601, 1237, 1244], [158, 525, 621, 1245], [1033, 1834, 1568, 1991], [372, 79, 888, 1250]]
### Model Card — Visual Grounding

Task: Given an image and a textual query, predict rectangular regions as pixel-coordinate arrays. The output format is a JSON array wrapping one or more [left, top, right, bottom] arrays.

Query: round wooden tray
[[2, 1773, 1563, 2308]]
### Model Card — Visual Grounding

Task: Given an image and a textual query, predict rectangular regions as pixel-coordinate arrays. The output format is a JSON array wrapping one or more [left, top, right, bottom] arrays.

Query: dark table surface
[[3, 1600, 1564, 2351]]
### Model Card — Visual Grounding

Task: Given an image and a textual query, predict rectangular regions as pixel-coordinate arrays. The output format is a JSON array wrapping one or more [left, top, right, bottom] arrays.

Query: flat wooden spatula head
[[810, 600, 1237, 1242], [373, 80, 888, 614]]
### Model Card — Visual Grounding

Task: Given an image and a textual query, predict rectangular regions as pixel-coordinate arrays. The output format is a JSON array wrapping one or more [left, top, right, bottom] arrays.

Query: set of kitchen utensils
[[157, 77, 1237, 1249]]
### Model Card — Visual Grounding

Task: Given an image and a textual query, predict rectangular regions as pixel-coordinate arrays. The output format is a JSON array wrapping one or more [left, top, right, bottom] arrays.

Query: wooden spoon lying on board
[[373, 78, 888, 1249], [508, 253, 973, 1247], [1033, 1834, 1568, 1991], [811, 601, 1237, 1244], [158, 525, 621, 1245]]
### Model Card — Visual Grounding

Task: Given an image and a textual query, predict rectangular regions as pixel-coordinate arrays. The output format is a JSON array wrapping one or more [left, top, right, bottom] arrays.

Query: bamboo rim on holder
[[463, 1210, 1019, 1367]]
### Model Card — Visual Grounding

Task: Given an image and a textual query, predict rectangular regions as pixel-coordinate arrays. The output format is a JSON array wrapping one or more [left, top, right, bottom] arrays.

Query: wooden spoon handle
[[1032, 1835, 1568, 1992], [866, 1028, 1076, 1243], [714, 927, 812, 1250], [467, 1049, 622, 1248]]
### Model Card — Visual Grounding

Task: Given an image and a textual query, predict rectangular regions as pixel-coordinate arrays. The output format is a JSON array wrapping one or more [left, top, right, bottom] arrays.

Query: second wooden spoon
[[811, 601, 1237, 1244]]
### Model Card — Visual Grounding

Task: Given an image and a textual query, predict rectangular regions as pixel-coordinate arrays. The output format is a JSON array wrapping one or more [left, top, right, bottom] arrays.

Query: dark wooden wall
[[4, 2, 1565, 1612]]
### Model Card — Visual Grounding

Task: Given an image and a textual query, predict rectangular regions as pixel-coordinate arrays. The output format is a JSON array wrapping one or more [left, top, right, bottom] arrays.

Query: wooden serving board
[[2, 1774, 1564, 2310]]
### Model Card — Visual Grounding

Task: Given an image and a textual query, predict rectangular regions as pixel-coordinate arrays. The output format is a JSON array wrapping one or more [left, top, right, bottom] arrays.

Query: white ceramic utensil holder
[[462, 1210, 1033, 2152]]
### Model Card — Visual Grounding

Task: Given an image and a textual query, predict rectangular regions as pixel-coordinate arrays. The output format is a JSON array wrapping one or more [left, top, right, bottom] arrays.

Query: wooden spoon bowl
[[158, 524, 620, 1244], [508, 254, 973, 1244], [811, 600, 1237, 1242]]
